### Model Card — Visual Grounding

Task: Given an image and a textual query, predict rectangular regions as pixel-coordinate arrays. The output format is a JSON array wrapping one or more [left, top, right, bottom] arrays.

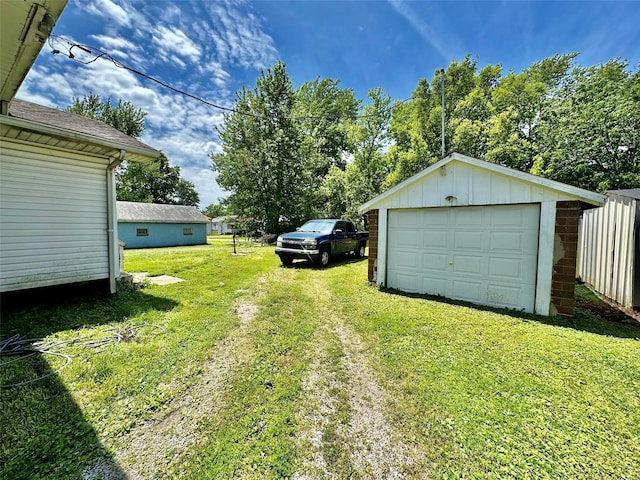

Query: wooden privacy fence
[[579, 190, 640, 309]]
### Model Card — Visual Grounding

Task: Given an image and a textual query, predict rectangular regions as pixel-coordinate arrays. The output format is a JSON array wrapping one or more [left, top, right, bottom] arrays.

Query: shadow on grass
[[0, 282, 179, 479], [1, 280, 178, 338], [280, 255, 367, 270], [0, 356, 126, 480], [381, 287, 640, 340]]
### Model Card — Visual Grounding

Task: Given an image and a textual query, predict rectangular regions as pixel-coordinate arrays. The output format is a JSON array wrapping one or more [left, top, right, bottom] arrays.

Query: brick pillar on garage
[[550, 201, 581, 318], [367, 209, 379, 282]]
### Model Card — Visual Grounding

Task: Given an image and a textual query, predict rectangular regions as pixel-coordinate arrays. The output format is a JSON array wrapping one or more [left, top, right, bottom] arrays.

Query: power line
[[48, 35, 414, 122]]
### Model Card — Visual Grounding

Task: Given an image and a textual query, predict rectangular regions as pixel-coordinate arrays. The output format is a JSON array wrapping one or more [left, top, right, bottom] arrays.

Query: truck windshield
[[298, 220, 335, 234]]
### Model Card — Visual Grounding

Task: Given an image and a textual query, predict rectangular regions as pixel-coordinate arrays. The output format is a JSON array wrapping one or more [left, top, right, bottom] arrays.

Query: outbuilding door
[[386, 204, 540, 312]]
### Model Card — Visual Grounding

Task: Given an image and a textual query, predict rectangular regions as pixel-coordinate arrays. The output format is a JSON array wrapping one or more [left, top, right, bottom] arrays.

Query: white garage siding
[[387, 204, 540, 312], [0, 140, 109, 292]]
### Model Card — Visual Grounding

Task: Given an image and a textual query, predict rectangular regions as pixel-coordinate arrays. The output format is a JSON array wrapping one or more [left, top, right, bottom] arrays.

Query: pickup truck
[[275, 219, 369, 267]]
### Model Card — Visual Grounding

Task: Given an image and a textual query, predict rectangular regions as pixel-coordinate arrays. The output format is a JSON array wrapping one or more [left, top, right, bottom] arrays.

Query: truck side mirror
[[334, 229, 343, 234]]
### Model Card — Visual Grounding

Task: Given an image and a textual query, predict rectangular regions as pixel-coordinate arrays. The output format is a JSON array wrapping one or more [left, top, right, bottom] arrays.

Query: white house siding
[[580, 195, 638, 308], [0, 139, 109, 291]]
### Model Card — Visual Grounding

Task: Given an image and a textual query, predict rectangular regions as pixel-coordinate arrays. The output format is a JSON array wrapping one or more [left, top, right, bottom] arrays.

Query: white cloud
[[180, 166, 228, 207], [203, 1, 278, 69], [152, 25, 202, 64], [89, 34, 139, 53], [18, 0, 278, 207], [84, 0, 131, 26]]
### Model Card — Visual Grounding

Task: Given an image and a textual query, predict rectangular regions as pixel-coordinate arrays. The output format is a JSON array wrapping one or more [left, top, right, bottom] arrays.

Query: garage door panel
[[422, 276, 449, 297], [394, 251, 419, 270], [389, 210, 420, 227], [453, 255, 483, 275], [389, 229, 420, 248], [421, 208, 449, 225], [452, 280, 484, 302], [423, 252, 448, 271], [488, 257, 523, 279], [490, 231, 525, 252], [487, 284, 523, 308], [387, 204, 540, 313], [393, 273, 420, 293], [490, 208, 526, 226], [454, 231, 484, 250], [454, 208, 483, 225], [423, 230, 448, 248]]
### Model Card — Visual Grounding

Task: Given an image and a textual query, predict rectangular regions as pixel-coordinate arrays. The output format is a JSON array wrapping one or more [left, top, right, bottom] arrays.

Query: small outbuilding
[[117, 201, 209, 249], [358, 152, 605, 317], [579, 189, 640, 309]]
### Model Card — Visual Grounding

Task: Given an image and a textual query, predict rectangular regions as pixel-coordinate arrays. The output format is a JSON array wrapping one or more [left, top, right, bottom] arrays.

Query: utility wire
[[48, 35, 415, 121]]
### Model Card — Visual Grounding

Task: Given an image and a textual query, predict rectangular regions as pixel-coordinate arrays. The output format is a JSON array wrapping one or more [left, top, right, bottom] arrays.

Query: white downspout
[[106, 150, 126, 293]]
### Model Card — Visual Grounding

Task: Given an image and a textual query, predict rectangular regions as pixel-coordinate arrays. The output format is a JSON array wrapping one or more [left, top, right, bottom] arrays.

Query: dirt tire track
[[84, 292, 263, 480], [295, 277, 418, 479]]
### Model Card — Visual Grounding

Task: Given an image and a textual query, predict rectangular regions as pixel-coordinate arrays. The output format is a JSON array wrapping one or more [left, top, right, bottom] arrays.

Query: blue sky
[[18, 0, 640, 207]]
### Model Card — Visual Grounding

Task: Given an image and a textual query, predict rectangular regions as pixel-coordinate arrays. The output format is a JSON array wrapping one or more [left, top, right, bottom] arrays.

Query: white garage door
[[387, 204, 540, 312]]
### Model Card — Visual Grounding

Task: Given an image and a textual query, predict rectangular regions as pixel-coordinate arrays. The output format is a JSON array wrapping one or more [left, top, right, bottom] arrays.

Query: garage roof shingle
[[117, 201, 209, 224]]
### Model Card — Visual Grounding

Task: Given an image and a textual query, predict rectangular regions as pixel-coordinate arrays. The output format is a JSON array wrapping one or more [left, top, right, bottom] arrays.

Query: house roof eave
[[0, 113, 160, 162]]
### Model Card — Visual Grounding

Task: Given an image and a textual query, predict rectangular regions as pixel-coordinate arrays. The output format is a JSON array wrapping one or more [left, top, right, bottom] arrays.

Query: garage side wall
[[367, 209, 379, 282], [550, 201, 581, 317]]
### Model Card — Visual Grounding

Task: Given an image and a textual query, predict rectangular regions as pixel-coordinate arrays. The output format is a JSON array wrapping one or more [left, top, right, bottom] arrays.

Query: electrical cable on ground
[[0, 323, 166, 388]]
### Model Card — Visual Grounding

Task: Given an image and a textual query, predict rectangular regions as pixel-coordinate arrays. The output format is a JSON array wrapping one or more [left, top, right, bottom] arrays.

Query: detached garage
[[359, 153, 605, 317]]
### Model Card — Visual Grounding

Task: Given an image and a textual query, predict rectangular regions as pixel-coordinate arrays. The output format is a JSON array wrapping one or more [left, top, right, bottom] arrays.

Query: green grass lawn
[[1, 237, 639, 479]]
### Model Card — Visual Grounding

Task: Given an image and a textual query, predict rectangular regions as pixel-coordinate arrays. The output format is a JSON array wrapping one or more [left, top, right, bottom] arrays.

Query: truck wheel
[[279, 254, 293, 266], [355, 242, 366, 258], [317, 247, 331, 267]]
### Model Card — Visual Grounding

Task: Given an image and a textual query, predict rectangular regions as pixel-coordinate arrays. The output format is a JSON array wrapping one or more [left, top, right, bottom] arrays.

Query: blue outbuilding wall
[[119, 222, 207, 249]]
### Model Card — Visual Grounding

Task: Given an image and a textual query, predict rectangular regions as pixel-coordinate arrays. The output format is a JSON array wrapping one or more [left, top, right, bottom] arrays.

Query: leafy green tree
[[534, 59, 640, 191], [485, 54, 575, 171], [212, 62, 305, 233], [67, 93, 146, 137], [295, 77, 359, 217], [116, 154, 200, 206], [318, 165, 348, 218], [67, 94, 200, 205], [343, 87, 392, 218], [201, 203, 227, 218]]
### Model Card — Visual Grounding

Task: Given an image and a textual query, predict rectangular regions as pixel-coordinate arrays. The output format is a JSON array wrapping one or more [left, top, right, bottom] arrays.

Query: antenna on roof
[[440, 68, 445, 158]]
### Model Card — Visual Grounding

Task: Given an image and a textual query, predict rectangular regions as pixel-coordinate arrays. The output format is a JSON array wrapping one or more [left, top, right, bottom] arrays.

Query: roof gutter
[[106, 149, 126, 294], [0, 113, 159, 161]]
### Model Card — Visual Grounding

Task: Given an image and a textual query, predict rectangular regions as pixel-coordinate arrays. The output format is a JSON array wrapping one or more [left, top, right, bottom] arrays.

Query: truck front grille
[[282, 241, 304, 250]]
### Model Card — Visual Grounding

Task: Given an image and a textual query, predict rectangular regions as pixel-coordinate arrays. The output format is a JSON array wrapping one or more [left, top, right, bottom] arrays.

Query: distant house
[[210, 215, 240, 235], [117, 202, 209, 249], [579, 189, 640, 309], [0, 0, 161, 294]]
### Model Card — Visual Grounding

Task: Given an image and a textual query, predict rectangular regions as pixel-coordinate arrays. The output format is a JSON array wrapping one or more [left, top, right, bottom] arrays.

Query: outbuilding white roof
[[359, 152, 605, 213]]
